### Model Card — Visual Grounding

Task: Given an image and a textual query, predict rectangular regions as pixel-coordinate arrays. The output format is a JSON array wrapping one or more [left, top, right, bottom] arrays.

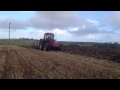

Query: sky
[[0, 11, 120, 43]]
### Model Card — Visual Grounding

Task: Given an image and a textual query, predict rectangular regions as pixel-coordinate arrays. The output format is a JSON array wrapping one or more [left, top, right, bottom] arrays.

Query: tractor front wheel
[[39, 44, 43, 50], [44, 46, 47, 51], [44, 45, 49, 51]]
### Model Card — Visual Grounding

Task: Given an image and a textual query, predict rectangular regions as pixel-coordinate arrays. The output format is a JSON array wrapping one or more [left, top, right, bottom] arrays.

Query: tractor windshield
[[50, 34, 54, 40], [45, 33, 54, 40]]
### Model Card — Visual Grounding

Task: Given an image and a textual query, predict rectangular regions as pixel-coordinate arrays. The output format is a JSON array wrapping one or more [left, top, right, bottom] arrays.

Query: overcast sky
[[0, 11, 120, 43]]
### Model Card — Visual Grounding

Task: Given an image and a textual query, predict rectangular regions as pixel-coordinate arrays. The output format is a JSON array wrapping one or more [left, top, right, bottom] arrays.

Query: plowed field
[[0, 45, 120, 79]]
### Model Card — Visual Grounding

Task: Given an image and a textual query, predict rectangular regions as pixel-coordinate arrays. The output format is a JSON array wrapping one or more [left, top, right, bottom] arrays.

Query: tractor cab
[[44, 33, 54, 41], [38, 32, 60, 51]]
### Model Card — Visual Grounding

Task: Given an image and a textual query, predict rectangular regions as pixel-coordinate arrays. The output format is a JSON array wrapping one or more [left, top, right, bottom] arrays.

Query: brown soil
[[0, 45, 120, 79]]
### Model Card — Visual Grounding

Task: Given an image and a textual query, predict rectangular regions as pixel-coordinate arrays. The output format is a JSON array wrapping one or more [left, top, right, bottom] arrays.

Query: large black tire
[[39, 44, 43, 50], [58, 47, 61, 51], [43, 45, 48, 51], [55, 47, 61, 51]]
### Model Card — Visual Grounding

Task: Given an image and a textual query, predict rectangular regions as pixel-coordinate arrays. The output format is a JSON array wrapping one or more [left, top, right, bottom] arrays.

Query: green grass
[[77, 43, 94, 47], [0, 39, 36, 47], [59, 41, 95, 47]]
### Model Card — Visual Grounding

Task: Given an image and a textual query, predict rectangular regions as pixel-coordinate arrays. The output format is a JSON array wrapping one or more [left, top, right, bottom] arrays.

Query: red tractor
[[38, 33, 61, 51]]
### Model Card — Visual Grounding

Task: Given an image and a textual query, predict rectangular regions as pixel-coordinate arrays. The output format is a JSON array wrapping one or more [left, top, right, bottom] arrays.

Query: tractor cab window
[[51, 34, 54, 40], [48, 34, 51, 39], [44, 34, 54, 40], [46, 35, 50, 39]]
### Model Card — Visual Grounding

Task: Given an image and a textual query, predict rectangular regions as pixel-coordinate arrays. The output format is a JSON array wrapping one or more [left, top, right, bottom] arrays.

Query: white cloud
[[87, 19, 98, 24], [29, 29, 45, 38], [52, 28, 71, 37], [30, 28, 71, 38], [84, 34, 98, 39], [83, 25, 86, 29], [70, 27, 79, 31], [29, 11, 88, 29], [0, 17, 30, 29], [0, 32, 6, 34], [99, 11, 120, 30]]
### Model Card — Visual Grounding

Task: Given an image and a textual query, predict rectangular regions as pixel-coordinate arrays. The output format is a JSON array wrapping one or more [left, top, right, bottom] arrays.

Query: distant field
[[0, 39, 37, 47], [0, 39, 96, 47], [0, 39, 95, 48], [1, 39, 120, 63], [58, 41, 95, 47]]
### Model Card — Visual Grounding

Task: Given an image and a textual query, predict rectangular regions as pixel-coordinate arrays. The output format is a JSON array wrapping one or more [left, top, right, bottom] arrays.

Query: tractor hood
[[48, 40, 60, 47], [53, 41, 59, 47]]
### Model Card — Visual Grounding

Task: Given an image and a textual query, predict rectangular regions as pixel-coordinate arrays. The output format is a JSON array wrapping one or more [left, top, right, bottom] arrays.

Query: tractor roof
[[45, 33, 54, 35]]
